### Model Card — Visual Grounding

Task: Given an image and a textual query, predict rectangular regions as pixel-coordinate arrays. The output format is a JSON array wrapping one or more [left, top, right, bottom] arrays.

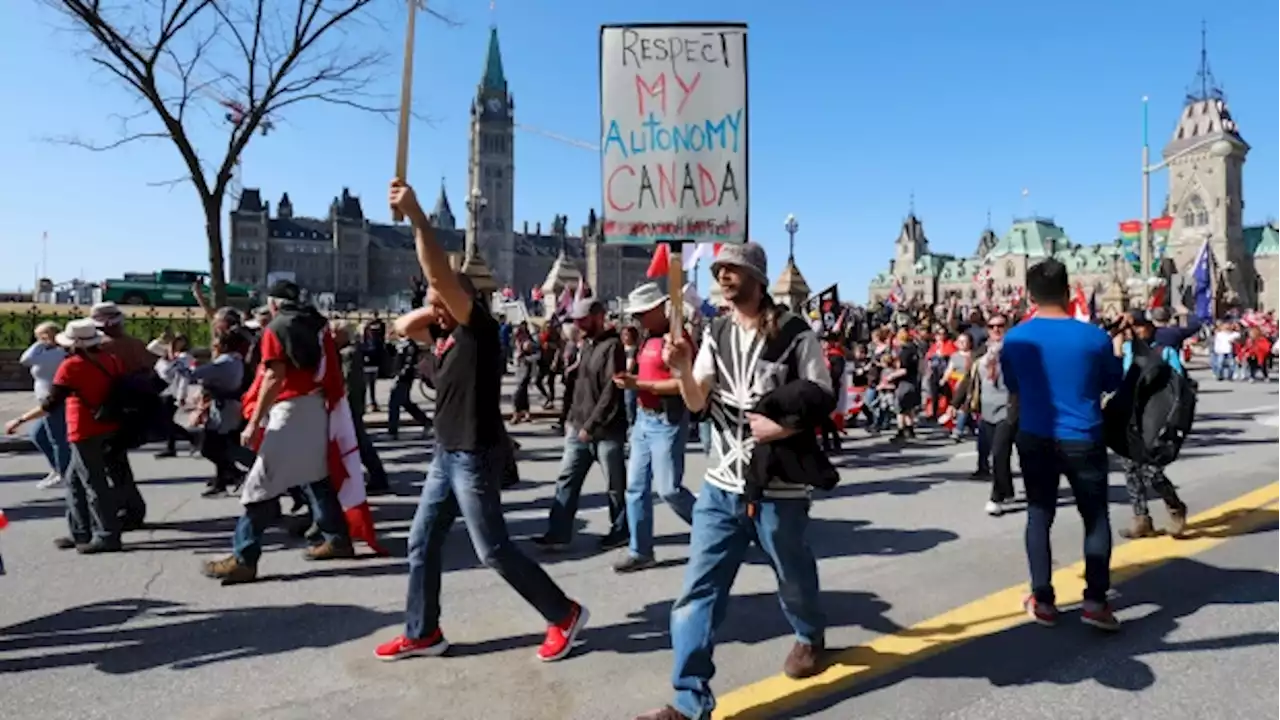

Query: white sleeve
[[793, 332, 833, 393], [692, 327, 716, 385]]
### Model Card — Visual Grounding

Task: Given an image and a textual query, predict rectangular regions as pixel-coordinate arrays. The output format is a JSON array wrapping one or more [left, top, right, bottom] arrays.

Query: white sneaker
[[984, 500, 1003, 516], [37, 472, 65, 490]]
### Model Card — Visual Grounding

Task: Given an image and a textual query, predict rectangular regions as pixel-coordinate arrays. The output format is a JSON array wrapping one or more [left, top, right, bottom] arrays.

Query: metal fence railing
[[0, 305, 390, 350]]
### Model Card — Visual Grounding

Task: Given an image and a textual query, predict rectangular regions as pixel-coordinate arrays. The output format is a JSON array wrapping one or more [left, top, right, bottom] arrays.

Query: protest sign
[[599, 23, 748, 245]]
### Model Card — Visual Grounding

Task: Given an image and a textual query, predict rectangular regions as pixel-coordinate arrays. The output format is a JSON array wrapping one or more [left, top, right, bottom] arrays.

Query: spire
[[482, 26, 506, 93], [432, 177, 456, 230], [1187, 19, 1224, 102]]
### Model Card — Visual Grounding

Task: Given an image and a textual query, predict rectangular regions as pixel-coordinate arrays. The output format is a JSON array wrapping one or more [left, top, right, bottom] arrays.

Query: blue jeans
[[698, 420, 712, 456], [625, 410, 695, 559], [30, 405, 71, 476], [546, 431, 628, 542], [1211, 352, 1236, 380], [624, 389, 638, 426], [670, 484, 825, 718], [405, 445, 571, 638], [233, 478, 348, 566], [1016, 432, 1111, 605]]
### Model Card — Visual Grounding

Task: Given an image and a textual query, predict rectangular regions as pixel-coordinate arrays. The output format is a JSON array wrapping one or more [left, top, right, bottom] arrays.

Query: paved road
[[0, 379, 1274, 720]]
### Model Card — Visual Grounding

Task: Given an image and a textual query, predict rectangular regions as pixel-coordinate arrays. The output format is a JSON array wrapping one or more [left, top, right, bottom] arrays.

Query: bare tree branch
[[38, 0, 454, 306]]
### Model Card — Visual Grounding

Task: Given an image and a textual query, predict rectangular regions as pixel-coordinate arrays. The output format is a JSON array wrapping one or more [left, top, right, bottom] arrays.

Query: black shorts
[[895, 382, 921, 413]]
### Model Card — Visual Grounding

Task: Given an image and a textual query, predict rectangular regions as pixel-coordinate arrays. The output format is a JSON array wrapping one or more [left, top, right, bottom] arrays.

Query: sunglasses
[[987, 323, 1006, 329]]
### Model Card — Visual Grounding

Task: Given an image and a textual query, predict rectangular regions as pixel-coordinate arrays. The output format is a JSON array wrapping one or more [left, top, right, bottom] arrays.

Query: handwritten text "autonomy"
[[604, 110, 743, 159]]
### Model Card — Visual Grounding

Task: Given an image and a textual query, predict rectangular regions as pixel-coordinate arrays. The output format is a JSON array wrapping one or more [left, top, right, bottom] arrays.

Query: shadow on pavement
[[0, 598, 397, 675], [725, 546, 1279, 718]]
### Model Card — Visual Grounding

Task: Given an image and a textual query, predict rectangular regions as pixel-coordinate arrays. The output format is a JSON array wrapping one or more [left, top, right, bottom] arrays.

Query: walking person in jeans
[[947, 313, 1017, 515], [535, 298, 630, 552], [1000, 258, 1124, 632], [612, 283, 696, 573], [6, 319, 129, 553], [375, 179, 588, 662], [18, 322, 69, 489], [635, 243, 829, 720]]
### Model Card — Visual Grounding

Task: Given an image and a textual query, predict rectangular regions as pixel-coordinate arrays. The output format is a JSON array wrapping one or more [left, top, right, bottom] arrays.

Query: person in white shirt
[[18, 322, 69, 488], [634, 243, 831, 720], [1211, 321, 1241, 381]]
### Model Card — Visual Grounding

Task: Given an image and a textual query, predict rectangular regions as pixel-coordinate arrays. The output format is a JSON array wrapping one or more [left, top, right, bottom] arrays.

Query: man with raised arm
[[374, 179, 589, 664]]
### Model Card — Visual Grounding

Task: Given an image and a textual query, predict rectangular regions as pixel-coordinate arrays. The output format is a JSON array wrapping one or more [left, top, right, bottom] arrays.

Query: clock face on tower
[[486, 97, 503, 113]]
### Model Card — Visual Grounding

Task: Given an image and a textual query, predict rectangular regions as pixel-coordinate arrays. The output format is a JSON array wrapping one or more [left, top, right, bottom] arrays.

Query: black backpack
[[1103, 339, 1197, 467], [82, 354, 165, 448]]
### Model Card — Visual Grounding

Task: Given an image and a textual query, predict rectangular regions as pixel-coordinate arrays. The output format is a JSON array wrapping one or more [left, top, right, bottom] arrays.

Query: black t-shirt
[[897, 344, 920, 386], [432, 302, 505, 451]]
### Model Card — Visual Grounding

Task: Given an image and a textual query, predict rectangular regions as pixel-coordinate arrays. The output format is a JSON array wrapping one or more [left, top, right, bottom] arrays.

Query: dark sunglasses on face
[[988, 323, 1006, 330]]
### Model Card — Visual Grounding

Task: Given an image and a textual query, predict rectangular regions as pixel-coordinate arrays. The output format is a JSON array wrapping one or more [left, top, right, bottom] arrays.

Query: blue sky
[[1, 0, 1275, 299]]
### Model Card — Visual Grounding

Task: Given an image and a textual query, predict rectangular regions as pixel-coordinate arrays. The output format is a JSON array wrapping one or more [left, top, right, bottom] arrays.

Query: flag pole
[[392, 0, 419, 223], [666, 240, 685, 339]]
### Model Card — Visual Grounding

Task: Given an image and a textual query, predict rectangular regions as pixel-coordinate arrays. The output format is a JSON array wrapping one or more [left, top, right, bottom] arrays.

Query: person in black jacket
[[387, 331, 431, 440], [535, 299, 629, 552]]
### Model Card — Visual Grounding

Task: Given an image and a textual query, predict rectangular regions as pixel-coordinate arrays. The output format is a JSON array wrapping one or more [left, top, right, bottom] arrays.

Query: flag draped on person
[[315, 328, 386, 556]]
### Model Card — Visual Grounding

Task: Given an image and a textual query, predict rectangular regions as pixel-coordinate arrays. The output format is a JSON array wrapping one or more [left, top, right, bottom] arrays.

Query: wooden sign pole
[[392, 0, 419, 222], [666, 240, 685, 339]]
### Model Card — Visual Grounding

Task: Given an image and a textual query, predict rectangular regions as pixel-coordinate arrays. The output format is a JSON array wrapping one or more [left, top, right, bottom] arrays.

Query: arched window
[[1004, 260, 1015, 278], [1183, 195, 1208, 227]]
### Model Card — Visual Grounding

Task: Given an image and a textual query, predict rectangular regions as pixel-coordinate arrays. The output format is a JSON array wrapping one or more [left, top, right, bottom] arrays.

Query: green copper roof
[[482, 26, 506, 92], [1244, 223, 1279, 257], [988, 218, 1070, 258]]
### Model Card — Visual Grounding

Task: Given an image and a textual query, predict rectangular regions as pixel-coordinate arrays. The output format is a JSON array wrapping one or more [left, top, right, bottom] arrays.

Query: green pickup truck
[[101, 269, 256, 308]]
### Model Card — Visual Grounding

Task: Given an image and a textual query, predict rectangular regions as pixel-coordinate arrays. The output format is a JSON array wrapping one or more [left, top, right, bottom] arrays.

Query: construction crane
[[515, 123, 599, 152]]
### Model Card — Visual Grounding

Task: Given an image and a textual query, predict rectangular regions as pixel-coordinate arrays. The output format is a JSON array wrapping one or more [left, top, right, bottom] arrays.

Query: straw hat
[[55, 318, 104, 349]]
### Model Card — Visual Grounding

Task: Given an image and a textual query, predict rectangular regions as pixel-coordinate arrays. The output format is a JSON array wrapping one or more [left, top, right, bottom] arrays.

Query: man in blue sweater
[[1001, 259, 1124, 632]]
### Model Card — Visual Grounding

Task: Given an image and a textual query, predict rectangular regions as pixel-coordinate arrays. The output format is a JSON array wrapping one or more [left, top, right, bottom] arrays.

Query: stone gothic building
[[227, 27, 651, 309], [869, 52, 1277, 314]]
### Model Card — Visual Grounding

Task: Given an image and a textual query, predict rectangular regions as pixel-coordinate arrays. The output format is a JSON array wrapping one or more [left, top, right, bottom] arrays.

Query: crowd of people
[[4, 176, 1277, 719]]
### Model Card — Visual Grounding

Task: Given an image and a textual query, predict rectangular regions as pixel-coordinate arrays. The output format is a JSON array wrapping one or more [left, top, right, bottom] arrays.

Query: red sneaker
[[537, 602, 589, 662], [374, 629, 449, 661], [1081, 602, 1122, 632], [1023, 594, 1059, 627]]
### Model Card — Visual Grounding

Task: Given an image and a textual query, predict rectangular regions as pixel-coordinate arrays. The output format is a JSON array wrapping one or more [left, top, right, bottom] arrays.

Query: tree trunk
[[204, 197, 227, 308]]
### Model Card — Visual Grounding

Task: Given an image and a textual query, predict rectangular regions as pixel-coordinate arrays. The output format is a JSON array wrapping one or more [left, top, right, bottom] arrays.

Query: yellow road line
[[713, 482, 1280, 719]]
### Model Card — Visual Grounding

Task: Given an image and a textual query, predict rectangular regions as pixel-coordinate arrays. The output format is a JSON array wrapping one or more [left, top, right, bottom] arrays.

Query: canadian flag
[[1068, 284, 1091, 322], [315, 329, 386, 556]]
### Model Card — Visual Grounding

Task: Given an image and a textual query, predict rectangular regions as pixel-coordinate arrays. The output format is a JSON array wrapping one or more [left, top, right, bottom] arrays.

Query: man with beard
[[635, 242, 831, 720]]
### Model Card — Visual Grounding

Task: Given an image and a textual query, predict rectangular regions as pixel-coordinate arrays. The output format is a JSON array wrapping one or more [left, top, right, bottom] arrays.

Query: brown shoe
[[1166, 506, 1188, 538], [783, 640, 825, 679], [201, 556, 258, 585], [1119, 515, 1157, 539], [633, 707, 690, 720], [303, 539, 356, 561]]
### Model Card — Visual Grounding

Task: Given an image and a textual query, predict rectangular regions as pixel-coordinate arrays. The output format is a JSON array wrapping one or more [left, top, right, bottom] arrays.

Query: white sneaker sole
[[538, 605, 590, 662], [375, 638, 450, 662]]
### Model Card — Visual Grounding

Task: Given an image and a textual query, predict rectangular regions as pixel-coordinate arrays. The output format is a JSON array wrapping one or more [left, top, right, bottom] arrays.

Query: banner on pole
[[598, 23, 749, 245], [803, 285, 842, 334]]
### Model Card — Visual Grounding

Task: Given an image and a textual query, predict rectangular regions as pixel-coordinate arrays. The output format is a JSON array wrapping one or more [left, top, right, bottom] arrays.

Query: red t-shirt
[[53, 351, 124, 442], [258, 327, 322, 400], [636, 334, 689, 409]]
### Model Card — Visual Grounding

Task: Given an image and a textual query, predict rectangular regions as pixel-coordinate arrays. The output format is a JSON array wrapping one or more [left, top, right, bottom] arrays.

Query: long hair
[[758, 290, 784, 342]]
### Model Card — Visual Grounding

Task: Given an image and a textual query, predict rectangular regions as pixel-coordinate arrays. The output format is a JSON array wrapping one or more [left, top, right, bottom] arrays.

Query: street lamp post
[[784, 213, 799, 261], [1139, 95, 1234, 291]]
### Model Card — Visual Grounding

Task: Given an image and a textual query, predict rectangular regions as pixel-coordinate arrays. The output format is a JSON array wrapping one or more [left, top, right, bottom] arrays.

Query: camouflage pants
[[1121, 458, 1185, 517]]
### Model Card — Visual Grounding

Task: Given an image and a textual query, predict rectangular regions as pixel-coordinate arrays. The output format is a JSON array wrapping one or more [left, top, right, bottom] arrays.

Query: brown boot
[[202, 556, 258, 585], [303, 538, 356, 561], [1119, 515, 1157, 539], [783, 640, 825, 679], [1166, 506, 1188, 538]]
